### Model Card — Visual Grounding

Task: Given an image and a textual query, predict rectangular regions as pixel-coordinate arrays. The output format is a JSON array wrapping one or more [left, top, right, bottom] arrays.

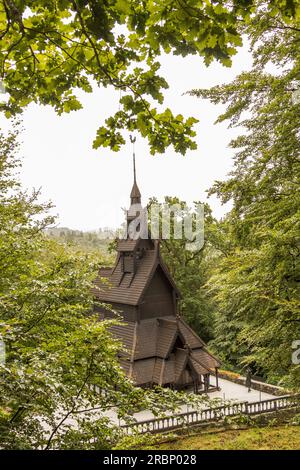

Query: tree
[[46, 226, 114, 261], [189, 7, 300, 388], [0, 1, 299, 154]]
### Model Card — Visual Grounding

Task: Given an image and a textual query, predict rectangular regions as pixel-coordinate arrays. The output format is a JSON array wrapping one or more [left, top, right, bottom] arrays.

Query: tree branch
[[44, 352, 95, 450]]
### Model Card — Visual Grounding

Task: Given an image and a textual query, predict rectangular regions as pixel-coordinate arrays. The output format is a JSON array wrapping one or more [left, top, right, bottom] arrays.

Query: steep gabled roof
[[110, 316, 221, 386], [191, 348, 220, 370], [156, 318, 178, 358], [189, 356, 211, 375], [175, 348, 188, 382], [139, 256, 181, 303], [132, 358, 155, 385], [178, 318, 206, 349], [92, 249, 155, 305], [92, 244, 181, 306]]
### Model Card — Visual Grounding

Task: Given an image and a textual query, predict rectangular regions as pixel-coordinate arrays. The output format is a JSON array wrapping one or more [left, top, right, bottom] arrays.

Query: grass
[[153, 425, 300, 450]]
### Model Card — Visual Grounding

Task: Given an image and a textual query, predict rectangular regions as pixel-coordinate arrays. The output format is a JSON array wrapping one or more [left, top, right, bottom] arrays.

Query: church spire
[[130, 137, 141, 205]]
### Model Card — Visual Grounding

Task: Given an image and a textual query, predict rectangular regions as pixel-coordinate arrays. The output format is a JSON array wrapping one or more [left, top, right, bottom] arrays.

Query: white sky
[[1, 43, 252, 231]]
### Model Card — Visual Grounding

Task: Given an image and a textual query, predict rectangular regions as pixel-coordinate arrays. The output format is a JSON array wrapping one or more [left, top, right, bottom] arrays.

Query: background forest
[[0, 0, 299, 450]]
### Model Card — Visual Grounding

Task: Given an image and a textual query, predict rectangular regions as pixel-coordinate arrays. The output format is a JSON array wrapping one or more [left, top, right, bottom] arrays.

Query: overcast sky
[[1, 43, 252, 231]]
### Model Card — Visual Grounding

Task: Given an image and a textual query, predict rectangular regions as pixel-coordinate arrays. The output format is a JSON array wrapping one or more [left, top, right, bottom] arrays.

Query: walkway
[[209, 377, 276, 402], [109, 377, 277, 425]]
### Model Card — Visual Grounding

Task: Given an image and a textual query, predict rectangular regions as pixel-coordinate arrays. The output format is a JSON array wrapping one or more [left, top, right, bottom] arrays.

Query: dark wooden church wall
[[140, 266, 175, 319], [94, 303, 138, 321]]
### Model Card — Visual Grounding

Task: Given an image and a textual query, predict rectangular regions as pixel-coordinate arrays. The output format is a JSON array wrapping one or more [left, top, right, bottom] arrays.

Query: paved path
[[110, 377, 277, 425], [209, 377, 276, 403], [50, 378, 278, 429]]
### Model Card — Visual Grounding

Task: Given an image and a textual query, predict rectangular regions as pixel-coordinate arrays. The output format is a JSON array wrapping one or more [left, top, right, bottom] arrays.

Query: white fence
[[120, 394, 300, 434]]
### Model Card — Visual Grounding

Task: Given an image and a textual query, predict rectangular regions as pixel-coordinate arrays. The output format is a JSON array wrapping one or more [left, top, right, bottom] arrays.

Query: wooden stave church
[[92, 159, 221, 393]]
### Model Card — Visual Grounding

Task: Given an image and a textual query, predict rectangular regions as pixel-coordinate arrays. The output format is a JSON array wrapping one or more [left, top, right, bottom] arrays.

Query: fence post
[[244, 402, 249, 415]]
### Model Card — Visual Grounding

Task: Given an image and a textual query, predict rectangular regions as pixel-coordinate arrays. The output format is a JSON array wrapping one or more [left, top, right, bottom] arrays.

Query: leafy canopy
[[189, 6, 300, 388], [1, 0, 300, 154]]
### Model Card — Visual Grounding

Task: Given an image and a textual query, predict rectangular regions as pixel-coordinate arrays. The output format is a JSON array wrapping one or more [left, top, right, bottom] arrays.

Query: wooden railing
[[120, 394, 300, 435]]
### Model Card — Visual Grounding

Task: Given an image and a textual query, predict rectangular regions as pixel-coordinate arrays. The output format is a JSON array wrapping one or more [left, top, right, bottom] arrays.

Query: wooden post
[[215, 367, 219, 390], [204, 374, 209, 392]]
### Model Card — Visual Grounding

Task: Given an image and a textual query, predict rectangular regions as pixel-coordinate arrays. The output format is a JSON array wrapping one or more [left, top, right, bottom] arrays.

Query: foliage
[[113, 432, 170, 450], [189, 7, 300, 388], [45, 226, 114, 262], [152, 425, 300, 450], [0, 125, 124, 448], [1, 1, 300, 154], [289, 412, 300, 425]]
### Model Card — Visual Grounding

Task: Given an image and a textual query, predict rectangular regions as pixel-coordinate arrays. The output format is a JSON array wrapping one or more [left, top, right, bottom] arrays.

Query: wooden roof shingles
[[178, 318, 205, 349], [175, 348, 188, 382], [162, 357, 176, 384], [94, 249, 157, 305], [109, 322, 135, 357], [109, 316, 220, 386], [117, 239, 139, 252], [191, 348, 220, 370], [132, 358, 155, 385], [156, 318, 178, 358], [134, 318, 158, 360], [98, 267, 112, 277]]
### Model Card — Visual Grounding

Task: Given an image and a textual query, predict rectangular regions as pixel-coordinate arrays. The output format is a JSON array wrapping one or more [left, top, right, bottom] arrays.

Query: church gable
[[92, 247, 157, 306], [140, 265, 176, 318], [93, 240, 180, 310]]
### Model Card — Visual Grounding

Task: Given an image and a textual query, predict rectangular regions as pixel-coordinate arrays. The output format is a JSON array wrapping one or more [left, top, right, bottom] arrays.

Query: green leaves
[[93, 95, 198, 154], [1, 1, 299, 154], [189, 5, 300, 389], [0, 126, 131, 448], [93, 125, 125, 151]]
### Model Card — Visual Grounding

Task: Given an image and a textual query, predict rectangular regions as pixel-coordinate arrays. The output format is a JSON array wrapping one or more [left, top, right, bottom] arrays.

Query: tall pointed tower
[[93, 155, 220, 393], [125, 151, 147, 241], [129, 151, 141, 205]]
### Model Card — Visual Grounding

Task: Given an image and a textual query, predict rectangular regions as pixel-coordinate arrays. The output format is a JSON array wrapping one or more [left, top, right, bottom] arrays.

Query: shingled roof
[[156, 319, 178, 357], [116, 239, 140, 252], [123, 352, 218, 386], [191, 347, 220, 370], [92, 243, 180, 306], [107, 316, 220, 386]]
